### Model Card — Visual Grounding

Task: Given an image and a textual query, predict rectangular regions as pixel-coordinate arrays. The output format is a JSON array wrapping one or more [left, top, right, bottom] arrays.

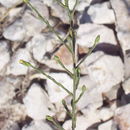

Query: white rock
[[22, 10, 47, 39], [77, 88, 103, 110], [1, 121, 20, 130], [23, 83, 53, 120], [114, 104, 130, 130], [103, 84, 120, 100], [77, 23, 117, 47], [63, 0, 92, 11], [88, 2, 115, 24], [0, 0, 22, 8], [30, 0, 49, 18], [99, 108, 113, 121], [22, 120, 52, 130], [98, 120, 116, 130], [43, 0, 69, 23], [46, 73, 73, 103], [124, 52, 130, 79], [6, 48, 32, 76], [0, 80, 15, 106], [110, 0, 130, 52], [3, 20, 26, 41], [8, 7, 23, 22], [123, 78, 130, 94], [63, 115, 100, 130], [0, 41, 10, 74], [26, 33, 57, 63], [117, 31, 130, 53], [87, 54, 124, 93]]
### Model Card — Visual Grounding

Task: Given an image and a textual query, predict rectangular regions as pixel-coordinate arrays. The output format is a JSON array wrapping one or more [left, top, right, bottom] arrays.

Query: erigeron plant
[[20, 0, 100, 130]]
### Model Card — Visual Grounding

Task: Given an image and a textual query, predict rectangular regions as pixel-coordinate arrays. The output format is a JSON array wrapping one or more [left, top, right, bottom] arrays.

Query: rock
[[6, 48, 32, 76], [123, 78, 130, 94], [46, 73, 73, 103], [0, 80, 15, 106], [43, 44, 73, 71], [98, 108, 113, 121], [23, 83, 53, 120], [42, 0, 69, 23], [30, 0, 49, 18], [110, 0, 130, 52], [0, 41, 10, 75], [26, 33, 57, 63], [67, 0, 92, 11], [114, 104, 130, 130], [86, 53, 124, 93], [103, 84, 120, 101], [98, 120, 117, 130], [3, 20, 26, 42], [77, 88, 103, 110], [8, 7, 23, 22], [22, 10, 47, 39], [1, 121, 20, 130], [0, 103, 26, 130], [77, 23, 117, 47], [0, 0, 22, 8], [22, 120, 52, 130], [88, 2, 115, 24], [63, 115, 100, 130], [124, 53, 130, 79]]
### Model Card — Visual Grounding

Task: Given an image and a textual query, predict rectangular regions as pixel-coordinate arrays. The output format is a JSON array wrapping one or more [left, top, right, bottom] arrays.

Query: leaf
[[23, 0, 29, 3], [94, 35, 100, 44], [19, 60, 32, 67]]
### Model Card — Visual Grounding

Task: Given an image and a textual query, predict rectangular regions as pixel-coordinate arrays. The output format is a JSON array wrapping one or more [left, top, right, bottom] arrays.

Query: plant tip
[[19, 59, 31, 67], [23, 0, 29, 3]]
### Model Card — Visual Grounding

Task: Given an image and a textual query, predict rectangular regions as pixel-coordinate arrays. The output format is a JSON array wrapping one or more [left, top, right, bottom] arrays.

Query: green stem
[[31, 65, 73, 96], [76, 35, 100, 67], [25, 1, 72, 53]]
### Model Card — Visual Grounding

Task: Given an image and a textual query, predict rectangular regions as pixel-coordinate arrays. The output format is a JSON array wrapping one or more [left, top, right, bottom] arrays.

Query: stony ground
[[0, 0, 130, 130]]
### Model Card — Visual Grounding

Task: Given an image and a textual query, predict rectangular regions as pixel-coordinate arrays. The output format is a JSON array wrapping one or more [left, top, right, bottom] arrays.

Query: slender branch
[[24, 0, 72, 53], [76, 35, 100, 68], [75, 85, 86, 103], [19, 60, 73, 96], [46, 115, 65, 130], [55, 0, 67, 8], [54, 56, 73, 78]]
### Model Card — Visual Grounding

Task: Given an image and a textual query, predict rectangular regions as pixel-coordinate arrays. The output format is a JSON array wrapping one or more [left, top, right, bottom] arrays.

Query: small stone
[[77, 23, 117, 47], [63, 115, 100, 130], [22, 120, 52, 130], [87, 53, 124, 93], [114, 104, 130, 130], [77, 88, 103, 110], [3, 20, 26, 42], [23, 83, 53, 120], [46, 73, 73, 103], [67, 0, 92, 11], [110, 0, 130, 52], [0, 0, 22, 8], [26, 33, 57, 63], [8, 7, 23, 22], [0, 41, 10, 74], [43, 0, 69, 23], [124, 53, 130, 78], [103, 84, 120, 101], [0, 80, 15, 106], [88, 2, 115, 24], [1, 121, 20, 130], [98, 120, 117, 130], [123, 78, 130, 94], [99, 108, 113, 121], [6, 48, 32, 76], [22, 10, 47, 39]]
